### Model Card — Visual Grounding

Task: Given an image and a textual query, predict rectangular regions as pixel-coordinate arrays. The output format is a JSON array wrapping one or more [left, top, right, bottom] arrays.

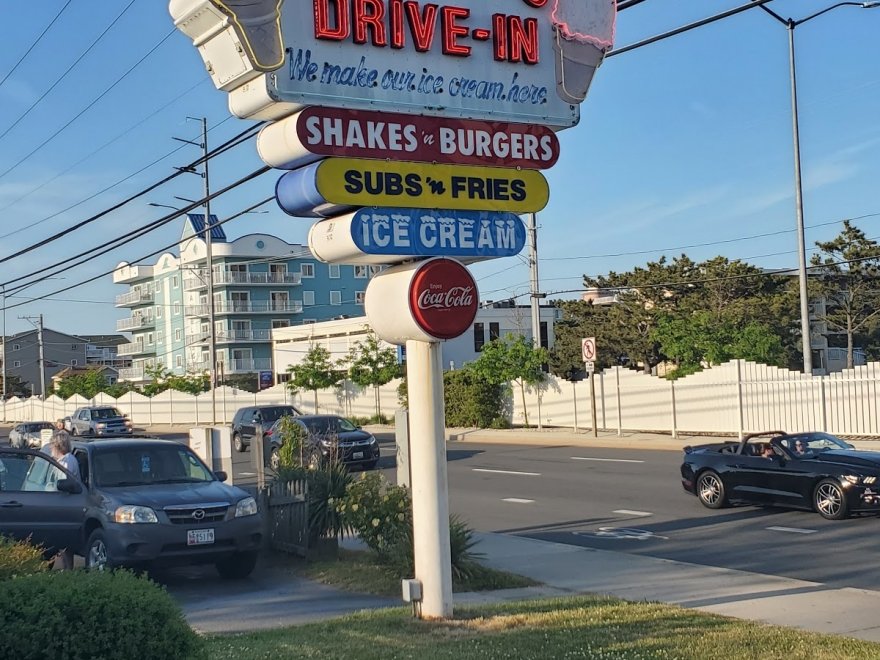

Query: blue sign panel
[[350, 208, 526, 260], [258, 371, 274, 391]]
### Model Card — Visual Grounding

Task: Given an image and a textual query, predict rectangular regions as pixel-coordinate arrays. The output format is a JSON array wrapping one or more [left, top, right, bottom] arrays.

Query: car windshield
[[92, 445, 214, 487], [260, 407, 296, 423], [301, 416, 358, 435], [783, 433, 852, 457], [25, 423, 53, 433], [92, 408, 123, 420]]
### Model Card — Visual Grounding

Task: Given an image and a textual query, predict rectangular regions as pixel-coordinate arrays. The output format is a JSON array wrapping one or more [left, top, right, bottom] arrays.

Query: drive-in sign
[[257, 107, 560, 171]]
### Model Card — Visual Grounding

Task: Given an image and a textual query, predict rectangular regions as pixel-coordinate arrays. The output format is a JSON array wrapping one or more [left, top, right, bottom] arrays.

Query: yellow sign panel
[[315, 158, 549, 213]]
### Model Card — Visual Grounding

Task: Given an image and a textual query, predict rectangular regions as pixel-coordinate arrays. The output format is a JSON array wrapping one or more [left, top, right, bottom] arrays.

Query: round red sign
[[409, 259, 478, 340]]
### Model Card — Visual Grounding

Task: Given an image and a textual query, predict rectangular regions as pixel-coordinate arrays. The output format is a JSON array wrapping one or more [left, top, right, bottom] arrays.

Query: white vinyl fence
[[3, 360, 880, 437]]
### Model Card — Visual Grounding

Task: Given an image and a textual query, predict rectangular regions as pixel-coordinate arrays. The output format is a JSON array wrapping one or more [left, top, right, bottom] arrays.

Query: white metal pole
[[526, 212, 543, 430], [200, 117, 218, 425], [405, 340, 453, 619]]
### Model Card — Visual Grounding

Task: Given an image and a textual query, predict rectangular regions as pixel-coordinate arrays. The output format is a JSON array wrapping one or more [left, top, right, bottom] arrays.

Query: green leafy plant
[[286, 345, 340, 412], [0, 570, 202, 660], [343, 329, 400, 419], [0, 536, 48, 581], [307, 462, 354, 541], [275, 415, 308, 469], [444, 369, 504, 428]]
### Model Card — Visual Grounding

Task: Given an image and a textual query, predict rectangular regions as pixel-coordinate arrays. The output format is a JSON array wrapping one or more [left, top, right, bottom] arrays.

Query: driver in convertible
[[761, 444, 776, 459], [793, 439, 809, 456]]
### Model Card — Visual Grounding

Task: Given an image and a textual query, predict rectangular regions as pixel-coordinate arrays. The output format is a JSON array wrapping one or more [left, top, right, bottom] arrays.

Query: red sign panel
[[296, 106, 560, 169], [409, 259, 478, 340]]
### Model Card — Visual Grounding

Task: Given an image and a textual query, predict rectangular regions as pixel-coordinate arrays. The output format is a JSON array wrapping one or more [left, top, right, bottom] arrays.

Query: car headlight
[[865, 476, 878, 485], [115, 505, 158, 523], [124, 421, 133, 427], [320, 438, 336, 447], [843, 475, 864, 485], [96, 423, 107, 429], [235, 497, 258, 518], [369, 435, 377, 444]]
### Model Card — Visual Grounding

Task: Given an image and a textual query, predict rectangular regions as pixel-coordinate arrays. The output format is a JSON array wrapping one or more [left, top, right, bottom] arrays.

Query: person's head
[[762, 443, 775, 457], [794, 440, 807, 454], [50, 430, 72, 458], [55, 419, 65, 430]]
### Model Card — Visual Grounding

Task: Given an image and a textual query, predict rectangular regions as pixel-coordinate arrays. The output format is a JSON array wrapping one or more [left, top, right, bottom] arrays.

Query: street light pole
[[762, 1, 879, 374]]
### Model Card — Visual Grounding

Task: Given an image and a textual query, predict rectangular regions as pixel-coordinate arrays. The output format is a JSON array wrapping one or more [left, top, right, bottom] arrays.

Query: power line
[[0, 28, 176, 182], [0, 122, 262, 268], [0, 0, 136, 144], [0, 0, 73, 89]]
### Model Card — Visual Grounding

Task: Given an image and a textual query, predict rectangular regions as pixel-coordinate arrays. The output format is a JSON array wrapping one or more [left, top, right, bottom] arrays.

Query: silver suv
[[65, 407, 133, 437]]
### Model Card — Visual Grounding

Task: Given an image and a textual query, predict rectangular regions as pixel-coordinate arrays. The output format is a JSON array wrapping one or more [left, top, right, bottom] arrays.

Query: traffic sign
[[275, 158, 549, 217], [582, 337, 597, 362], [584, 361, 595, 374], [257, 107, 561, 171], [308, 208, 526, 265]]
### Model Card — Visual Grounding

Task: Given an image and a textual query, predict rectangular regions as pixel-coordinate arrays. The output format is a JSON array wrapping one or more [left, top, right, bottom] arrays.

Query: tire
[[85, 529, 114, 571], [696, 470, 727, 509], [216, 551, 258, 579], [70, 427, 78, 437], [269, 446, 280, 470], [814, 479, 849, 520], [307, 447, 323, 471], [233, 433, 245, 453]]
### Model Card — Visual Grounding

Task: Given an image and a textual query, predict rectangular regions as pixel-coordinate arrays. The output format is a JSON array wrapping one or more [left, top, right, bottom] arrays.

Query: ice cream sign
[[170, 0, 615, 128]]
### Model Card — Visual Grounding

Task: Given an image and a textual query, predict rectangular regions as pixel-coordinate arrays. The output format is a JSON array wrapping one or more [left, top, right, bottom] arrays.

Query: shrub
[[0, 570, 202, 660], [275, 416, 308, 469], [274, 462, 354, 542], [0, 536, 48, 581], [444, 369, 504, 428]]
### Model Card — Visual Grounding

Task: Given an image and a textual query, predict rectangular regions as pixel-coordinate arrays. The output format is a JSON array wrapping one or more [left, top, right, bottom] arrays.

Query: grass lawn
[[289, 549, 537, 597], [205, 595, 880, 660]]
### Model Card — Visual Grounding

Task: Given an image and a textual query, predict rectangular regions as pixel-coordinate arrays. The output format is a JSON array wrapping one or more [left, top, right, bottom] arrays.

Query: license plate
[[187, 529, 215, 546], [353, 451, 364, 460]]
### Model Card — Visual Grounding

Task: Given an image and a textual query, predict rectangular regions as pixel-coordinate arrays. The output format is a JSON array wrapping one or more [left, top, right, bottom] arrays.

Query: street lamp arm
[[795, 2, 874, 26]]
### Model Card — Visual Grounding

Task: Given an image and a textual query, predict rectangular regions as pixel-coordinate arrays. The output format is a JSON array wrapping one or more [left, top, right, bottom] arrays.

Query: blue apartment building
[[113, 216, 370, 385]]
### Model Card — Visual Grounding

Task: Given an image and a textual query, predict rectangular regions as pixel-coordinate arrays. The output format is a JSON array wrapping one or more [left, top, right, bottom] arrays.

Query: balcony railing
[[117, 342, 154, 356], [115, 289, 154, 307], [216, 329, 272, 343], [119, 366, 148, 381], [116, 315, 155, 331], [219, 358, 273, 374], [185, 301, 303, 316], [184, 271, 302, 290]]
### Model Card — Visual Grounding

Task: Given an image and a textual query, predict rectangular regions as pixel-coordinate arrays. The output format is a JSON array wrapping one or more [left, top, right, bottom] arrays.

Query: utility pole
[[21, 314, 46, 398], [1, 285, 5, 420], [526, 212, 543, 429]]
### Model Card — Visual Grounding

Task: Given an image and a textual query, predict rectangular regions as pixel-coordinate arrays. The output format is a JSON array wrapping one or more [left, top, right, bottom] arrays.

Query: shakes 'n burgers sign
[[171, 0, 615, 127]]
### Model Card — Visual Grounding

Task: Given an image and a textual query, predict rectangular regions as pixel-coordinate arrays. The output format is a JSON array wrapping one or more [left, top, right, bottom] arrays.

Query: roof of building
[[184, 213, 226, 242], [78, 334, 129, 347]]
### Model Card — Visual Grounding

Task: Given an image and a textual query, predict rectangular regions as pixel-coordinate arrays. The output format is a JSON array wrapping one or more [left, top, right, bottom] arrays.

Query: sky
[[0, 0, 877, 337]]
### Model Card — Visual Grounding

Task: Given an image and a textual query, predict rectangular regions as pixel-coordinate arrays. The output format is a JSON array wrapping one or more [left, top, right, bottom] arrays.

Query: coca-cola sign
[[409, 259, 478, 340]]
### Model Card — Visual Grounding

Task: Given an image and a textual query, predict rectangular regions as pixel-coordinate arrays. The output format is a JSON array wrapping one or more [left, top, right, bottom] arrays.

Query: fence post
[[615, 367, 622, 437], [820, 377, 828, 432], [670, 379, 678, 439], [736, 359, 745, 440], [599, 372, 606, 430]]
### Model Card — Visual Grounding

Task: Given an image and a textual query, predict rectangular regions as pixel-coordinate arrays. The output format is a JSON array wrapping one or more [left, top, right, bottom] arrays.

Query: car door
[[241, 408, 259, 443], [725, 445, 776, 504], [0, 450, 87, 554]]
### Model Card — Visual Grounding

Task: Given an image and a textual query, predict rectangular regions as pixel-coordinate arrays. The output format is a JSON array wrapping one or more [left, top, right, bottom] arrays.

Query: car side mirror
[[215, 470, 228, 482], [57, 478, 82, 494]]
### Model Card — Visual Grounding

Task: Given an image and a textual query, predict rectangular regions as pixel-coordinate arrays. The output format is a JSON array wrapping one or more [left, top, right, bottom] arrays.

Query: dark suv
[[231, 405, 302, 453], [72, 439, 263, 578]]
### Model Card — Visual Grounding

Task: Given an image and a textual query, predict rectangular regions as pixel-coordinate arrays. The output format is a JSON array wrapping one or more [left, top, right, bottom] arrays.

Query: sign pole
[[590, 372, 598, 438], [406, 340, 453, 619], [572, 379, 578, 432]]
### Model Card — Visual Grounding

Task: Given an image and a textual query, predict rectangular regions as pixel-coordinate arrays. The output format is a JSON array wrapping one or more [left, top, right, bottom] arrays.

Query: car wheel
[[307, 447, 323, 471], [216, 551, 258, 579], [696, 470, 727, 509], [269, 446, 281, 470], [233, 433, 245, 453], [814, 479, 849, 520], [85, 529, 114, 571], [70, 427, 78, 437]]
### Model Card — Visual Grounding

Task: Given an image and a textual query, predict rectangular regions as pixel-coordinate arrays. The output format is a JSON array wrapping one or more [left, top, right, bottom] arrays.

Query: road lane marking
[[571, 457, 645, 464], [502, 498, 535, 504], [576, 527, 668, 541], [614, 510, 653, 517], [472, 468, 541, 477], [239, 472, 256, 477], [766, 526, 817, 534]]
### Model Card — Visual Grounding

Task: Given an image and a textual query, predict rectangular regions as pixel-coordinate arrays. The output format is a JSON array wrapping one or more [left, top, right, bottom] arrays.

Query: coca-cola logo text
[[417, 286, 474, 310], [409, 259, 478, 340]]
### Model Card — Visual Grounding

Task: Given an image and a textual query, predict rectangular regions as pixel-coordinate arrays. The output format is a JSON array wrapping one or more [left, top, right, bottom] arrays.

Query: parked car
[[265, 414, 380, 471], [231, 405, 302, 453], [8, 421, 55, 449], [680, 431, 878, 520], [0, 448, 86, 557], [70, 438, 262, 577], [65, 406, 133, 437]]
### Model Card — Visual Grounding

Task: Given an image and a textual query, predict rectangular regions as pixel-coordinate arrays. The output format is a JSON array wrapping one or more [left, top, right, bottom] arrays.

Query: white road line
[[571, 457, 645, 464], [239, 472, 257, 477], [614, 509, 653, 517], [766, 526, 817, 535], [472, 468, 541, 477], [502, 498, 535, 504]]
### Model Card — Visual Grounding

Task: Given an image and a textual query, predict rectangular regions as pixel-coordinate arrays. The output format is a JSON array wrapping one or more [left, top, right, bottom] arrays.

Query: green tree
[[344, 330, 400, 418], [141, 365, 209, 396], [470, 334, 546, 427], [287, 344, 339, 412], [810, 221, 880, 369], [52, 370, 108, 399], [1, 373, 32, 398]]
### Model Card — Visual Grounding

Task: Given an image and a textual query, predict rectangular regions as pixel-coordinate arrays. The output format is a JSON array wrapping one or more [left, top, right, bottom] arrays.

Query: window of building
[[330, 290, 342, 305], [12, 344, 19, 351], [355, 291, 365, 304], [157, 331, 164, 343], [176, 355, 183, 367], [277, 373, 291, 383], [175, 329, 182, 342], [369, 265, 383, 276], [147, 333, 154, 345], [540, 321, 549, 349], [71, 359, 78, 366], [303, 291, 315, 306], [301, 263, 315, 278], [354, 265, 368, 279], [303, 319, 317, 324], [328, 264, 340, 279], [71, 344, 78, 350], [13, 361, 20, 368], [173, 303, 181, 315], [272, 319, 291, 329], [474, 323, 485, 352], [231, 291, 250, 312], [489, 322, 500, 341], [172, 276, 179, 289], [271, 291, 290, 310]]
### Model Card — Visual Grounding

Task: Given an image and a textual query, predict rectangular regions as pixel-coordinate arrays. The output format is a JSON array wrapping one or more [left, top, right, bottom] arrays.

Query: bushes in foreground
[[0, 570, 202, 660], [0, 535, 48, 581]]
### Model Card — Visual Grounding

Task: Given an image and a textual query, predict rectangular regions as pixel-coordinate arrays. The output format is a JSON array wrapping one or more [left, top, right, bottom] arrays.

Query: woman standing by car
[[49, 431, 80, 570]]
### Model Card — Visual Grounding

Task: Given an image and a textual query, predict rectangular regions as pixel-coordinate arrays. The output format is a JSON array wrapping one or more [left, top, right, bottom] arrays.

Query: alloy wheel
[[88, 539, 108, 571], [699, 473, 722, 506], [816, 483, 843, 517]]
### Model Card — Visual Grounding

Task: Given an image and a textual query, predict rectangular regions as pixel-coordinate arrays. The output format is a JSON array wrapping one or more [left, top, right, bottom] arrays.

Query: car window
[[260, 407, 296, 423], [0, 453, 66, 492], [92, 445, 215, 487], [91, 408, 122, 420]]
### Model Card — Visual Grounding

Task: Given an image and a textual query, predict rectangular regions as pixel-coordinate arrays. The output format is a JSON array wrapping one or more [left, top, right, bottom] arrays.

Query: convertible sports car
[[680, 431, 880, 520]]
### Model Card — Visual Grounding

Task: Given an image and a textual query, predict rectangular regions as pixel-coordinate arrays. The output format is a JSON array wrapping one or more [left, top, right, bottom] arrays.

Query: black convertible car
[[680, 431, 880, 520]]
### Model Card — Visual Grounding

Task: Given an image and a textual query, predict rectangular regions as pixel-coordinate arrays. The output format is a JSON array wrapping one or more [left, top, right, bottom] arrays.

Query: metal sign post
[[583, 337, 598, 438]]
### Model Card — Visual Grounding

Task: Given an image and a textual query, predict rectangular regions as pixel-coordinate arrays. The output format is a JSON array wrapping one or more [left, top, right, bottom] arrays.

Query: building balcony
[[216, 329, 272, 343], [116, 315, 155, 331], [117, 341, 155, 356], [184, 271, 302, 290], [119, 366, 149, 382], [220, 358, 273, 374], [113, 265, 154, 285], [185, 301, 304, 316], [115, 289, 154, 307]]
